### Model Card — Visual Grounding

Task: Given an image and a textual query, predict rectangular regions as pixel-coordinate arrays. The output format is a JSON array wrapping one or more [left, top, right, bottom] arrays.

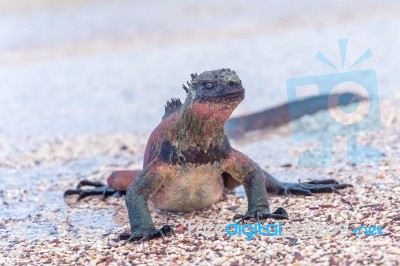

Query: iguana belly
[[151, 163, 224, 211]]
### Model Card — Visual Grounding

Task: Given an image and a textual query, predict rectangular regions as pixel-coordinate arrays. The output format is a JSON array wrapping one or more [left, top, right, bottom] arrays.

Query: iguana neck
[[173, 100, 229, 150]]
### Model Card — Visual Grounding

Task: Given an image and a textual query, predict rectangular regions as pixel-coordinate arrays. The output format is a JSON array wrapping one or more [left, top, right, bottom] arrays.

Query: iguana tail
[[226, 93, 365, 138]]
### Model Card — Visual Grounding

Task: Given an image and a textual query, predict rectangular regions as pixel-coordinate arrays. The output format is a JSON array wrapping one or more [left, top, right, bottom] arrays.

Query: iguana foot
[[119, 224, 175, 244], [277, 179, 352, 196], [64, 180, 124, 200], [232, 207, 288, 223]]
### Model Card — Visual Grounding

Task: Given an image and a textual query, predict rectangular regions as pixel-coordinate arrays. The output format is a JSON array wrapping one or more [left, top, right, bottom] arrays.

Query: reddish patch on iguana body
[[107, 170, 141, 191], [192, 102, 236, 122], [143, 113, 179, 167]]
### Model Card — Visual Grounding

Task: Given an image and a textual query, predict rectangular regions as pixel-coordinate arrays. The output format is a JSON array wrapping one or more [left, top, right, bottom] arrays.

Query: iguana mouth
[[199, 90, 244, 102], [222, 91, 245, 100]]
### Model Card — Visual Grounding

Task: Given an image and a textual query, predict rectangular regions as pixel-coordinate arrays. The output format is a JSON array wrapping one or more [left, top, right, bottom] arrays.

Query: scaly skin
[[65, 68, 351, 243]]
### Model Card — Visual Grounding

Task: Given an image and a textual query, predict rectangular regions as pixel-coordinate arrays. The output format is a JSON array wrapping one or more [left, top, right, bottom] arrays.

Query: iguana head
[[182, 69, 245, 120], [184, 68, 245, 103]]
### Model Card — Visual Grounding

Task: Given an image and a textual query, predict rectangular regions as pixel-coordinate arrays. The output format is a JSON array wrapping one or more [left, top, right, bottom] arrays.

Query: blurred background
[[1, 0, 399, 140]]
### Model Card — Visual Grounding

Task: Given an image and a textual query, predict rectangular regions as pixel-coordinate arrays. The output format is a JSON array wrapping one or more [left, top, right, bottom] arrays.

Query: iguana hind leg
[[64, 170, 141, 200], [263, 170, 352, 196], [223, 168, 351, 196], [107, 170, 142, 191]]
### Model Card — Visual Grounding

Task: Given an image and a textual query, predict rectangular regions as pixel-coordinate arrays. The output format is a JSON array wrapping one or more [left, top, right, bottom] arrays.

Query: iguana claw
[[277, 179, 352, 196], [232, 207, 288, 223], [64, 180, 124, 200], [119, 224, 175, 245]]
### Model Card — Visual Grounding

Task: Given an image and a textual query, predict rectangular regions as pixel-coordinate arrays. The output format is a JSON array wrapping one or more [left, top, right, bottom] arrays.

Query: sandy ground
[[1, 0, 400, 265], [1, 100, 399, 265]]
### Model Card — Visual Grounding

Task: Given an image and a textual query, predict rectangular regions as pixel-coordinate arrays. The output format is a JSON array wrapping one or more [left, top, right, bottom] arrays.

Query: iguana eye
[[228, 81, 234, 86], [204, 82, 213, 89]]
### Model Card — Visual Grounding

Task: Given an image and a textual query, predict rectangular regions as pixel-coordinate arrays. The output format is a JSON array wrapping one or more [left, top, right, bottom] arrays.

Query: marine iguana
[[65, 68, 352, 243]]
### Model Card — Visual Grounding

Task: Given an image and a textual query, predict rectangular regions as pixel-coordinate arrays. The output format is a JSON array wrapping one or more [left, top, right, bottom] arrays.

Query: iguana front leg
[[121, 159, 175, 244], [224, 149, 288, 222]]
